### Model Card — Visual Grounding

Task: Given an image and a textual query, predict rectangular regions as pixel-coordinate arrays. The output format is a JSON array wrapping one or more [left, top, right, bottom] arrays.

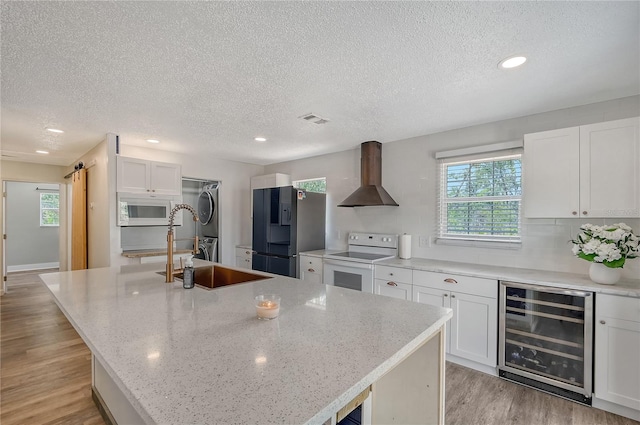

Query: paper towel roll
[[399, 234, 412, 259]]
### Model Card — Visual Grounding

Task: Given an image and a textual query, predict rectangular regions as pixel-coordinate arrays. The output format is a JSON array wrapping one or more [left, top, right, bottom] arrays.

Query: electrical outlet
[[419, 236, 428, 247]]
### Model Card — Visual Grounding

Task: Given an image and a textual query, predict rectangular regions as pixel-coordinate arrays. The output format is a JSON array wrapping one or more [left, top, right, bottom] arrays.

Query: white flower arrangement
[[571, 223, 639, 268]]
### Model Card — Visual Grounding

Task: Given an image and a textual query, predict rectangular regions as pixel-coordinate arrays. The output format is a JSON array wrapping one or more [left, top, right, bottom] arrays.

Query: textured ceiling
[[1, 1, 639, 166]]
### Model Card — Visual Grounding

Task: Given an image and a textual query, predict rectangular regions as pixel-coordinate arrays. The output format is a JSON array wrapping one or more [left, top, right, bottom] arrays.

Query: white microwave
[[117, 194, 182, 226]]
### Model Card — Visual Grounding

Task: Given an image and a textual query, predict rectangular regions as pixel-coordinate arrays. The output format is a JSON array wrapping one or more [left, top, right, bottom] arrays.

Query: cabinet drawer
[[235, 247, 253, 258], [374, 279, 412, 301], [375, 265, 412, 284], [413, 270, 496, 299], [597, 293, 640, 322], [299, 255, 323, 274]]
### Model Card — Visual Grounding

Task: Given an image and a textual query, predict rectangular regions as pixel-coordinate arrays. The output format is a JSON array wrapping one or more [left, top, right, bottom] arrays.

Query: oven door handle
[[323, 259, 374, 270]]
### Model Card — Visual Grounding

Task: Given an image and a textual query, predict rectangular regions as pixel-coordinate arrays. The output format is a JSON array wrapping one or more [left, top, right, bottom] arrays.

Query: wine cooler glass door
[[499, 282, 593, 398]]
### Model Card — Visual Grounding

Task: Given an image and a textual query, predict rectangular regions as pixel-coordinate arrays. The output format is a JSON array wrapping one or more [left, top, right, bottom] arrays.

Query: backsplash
[[266, 95, 640, 279]]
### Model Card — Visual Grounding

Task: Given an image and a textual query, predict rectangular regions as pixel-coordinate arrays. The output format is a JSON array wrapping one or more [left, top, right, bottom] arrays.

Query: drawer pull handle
[[389, 272, 394, 276], [600, 320, 606, 325], [245, 251, 251, 254], [387, 281, 398, 287], [444, 278, 457, 284], [308, 268, 315, 273]]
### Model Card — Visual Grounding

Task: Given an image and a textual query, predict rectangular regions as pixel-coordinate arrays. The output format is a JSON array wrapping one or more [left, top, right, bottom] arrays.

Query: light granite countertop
[[378, 257, 640, 298], [39, 261, 451, 424], [299, 250, 640, 297]]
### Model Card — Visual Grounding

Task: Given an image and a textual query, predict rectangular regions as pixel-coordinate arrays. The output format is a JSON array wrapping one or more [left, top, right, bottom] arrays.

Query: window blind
[[437, 151, 522, 244]]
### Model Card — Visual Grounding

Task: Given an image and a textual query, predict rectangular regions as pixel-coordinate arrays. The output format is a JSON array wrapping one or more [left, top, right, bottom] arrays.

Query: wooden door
[[72, 169, 87, 270]]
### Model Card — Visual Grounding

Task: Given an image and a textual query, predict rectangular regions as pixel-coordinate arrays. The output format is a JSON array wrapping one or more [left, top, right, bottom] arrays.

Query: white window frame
[[39, 191, 60, 227], [292, 177, 326, 193], [436, 142, 523, 248]]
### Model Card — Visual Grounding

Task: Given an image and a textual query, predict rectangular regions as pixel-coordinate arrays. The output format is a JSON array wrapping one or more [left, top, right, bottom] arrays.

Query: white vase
[[588, 262, 621, 285]]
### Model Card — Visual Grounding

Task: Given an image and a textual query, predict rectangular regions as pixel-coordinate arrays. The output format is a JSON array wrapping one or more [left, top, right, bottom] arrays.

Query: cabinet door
[[117, 157, 150, 193], [413, 286, 451, 352], [150, 162, 181, 195], [450, 292, 498, 367], [580, 117, 640, 218], [523, 127, 580, 218], [412, 285, 450, 308], [374, 279, 412, 301], [595, 317, 640, 410], [235, 256, 252, 269]]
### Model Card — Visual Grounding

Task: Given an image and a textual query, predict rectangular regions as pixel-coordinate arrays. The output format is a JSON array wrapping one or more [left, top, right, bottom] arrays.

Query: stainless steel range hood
[[338, 141, 399, 207]]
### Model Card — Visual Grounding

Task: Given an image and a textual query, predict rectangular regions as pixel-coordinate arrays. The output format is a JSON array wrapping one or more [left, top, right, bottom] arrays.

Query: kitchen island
[[39, 261, 452, 424]]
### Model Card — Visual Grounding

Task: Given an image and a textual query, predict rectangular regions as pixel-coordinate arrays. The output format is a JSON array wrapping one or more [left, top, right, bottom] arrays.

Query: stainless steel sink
[[159, 265, 271, 289]]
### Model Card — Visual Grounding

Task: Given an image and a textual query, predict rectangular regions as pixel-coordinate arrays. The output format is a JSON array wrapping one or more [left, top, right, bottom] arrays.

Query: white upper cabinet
[[117, 156, 182, 196], [524, 117, 640, 218], [523, 126, 580, 218], [580, 118, 640, 218]]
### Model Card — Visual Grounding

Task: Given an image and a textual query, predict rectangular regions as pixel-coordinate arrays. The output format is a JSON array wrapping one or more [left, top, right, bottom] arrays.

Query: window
[[293, 177, 326, 193], [40, 192, 60, 227], [438, 152, 522, 244]]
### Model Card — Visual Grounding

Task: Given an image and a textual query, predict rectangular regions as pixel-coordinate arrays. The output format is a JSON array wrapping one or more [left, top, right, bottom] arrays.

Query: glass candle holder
[[255, 294, 280, 320]]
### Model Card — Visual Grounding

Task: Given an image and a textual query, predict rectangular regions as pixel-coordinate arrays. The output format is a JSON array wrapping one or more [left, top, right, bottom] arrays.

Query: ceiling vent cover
[[299, 113, 329, 125]]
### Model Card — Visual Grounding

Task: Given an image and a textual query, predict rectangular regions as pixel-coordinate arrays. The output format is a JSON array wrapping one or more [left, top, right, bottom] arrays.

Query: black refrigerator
[[252, 186, 326, 277]]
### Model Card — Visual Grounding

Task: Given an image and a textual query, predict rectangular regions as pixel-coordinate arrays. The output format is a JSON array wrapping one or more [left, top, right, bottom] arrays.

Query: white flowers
[[571, 223, 639, 268]]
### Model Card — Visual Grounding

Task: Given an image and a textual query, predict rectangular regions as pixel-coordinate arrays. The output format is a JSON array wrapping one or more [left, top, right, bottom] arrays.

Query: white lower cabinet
[[594, 294, 640, 416], [299, 254, 323, 283], [412, 270, 498, 368], [235, 247, 253, 269]]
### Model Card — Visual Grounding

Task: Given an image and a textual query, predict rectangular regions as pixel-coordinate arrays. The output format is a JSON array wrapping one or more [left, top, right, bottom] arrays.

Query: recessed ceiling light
[[146, 139, 160, 144], [46, 128, 64, 133], [499, 56, 527, 69], [254, 137, 267, 142], [36, 150, 49, 154]]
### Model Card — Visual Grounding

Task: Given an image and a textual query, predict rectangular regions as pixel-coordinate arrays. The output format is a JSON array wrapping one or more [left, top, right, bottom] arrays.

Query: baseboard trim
[[7, 262, 59, 272], [92, 386, 116, 425], [592, 397, 640, 421], [446, 355, 498, 377]]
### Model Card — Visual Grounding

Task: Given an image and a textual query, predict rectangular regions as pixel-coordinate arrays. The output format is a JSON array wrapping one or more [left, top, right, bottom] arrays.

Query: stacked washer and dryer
[[195, 183, 219, 262]]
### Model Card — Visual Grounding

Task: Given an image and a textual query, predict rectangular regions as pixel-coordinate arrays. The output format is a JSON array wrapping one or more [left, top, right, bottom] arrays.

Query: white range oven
[[323, 232, 398, 293]]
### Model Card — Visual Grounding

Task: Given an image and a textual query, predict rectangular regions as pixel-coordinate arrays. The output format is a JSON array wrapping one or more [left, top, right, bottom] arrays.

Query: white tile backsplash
[[266, 96, 640, 279]]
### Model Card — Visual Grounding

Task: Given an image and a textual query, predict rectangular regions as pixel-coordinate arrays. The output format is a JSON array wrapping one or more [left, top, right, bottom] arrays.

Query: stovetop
[[323, 232, 399, 264]]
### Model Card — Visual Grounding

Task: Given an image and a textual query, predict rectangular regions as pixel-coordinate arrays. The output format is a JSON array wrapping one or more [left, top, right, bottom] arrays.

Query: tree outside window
[[439, 155, 522, 242], [293, 177, 326, 193], [40, 192, 60, 226]]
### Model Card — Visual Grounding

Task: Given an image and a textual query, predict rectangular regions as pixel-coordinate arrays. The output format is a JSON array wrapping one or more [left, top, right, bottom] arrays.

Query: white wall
[[118, 145, 263, 265], [265, 95, 640, 279], [5, 182, 60, 270], [1, 160, 67, 293], [68, 135, 118, 269]]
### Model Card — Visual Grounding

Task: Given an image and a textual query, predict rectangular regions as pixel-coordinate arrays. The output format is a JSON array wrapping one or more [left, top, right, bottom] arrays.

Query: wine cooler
[[498, 281, 593, 404]]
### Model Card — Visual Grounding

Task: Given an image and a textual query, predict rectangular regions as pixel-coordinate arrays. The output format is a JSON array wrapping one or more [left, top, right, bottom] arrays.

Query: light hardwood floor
[[1, 270, 638, 425], [1, 269, 105, 425]]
